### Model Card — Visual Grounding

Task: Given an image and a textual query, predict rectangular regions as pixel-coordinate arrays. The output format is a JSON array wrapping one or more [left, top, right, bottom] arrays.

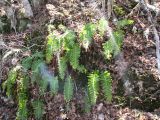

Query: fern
[[84, 92, 91, 113], [16, 73, 29, 120], [79, 23, 96, 50], [103, 30, 124, 59], [112, 30, 124, 56], [22, 52, 44, 70], [21, 56, 32, 70], [16, 99, 28, 120], [2, 66, 19, 97], [58, 57, 67, 80], [63, 30, 76, 50], [101, 71, 112, 102], [103, 39, 114, 60], [49, 76, 59, 95], [46, 34, 60, 63], [64, 75, 73, 102], [68, 44, 81, 70], [117, 19, 134, 28], [31, 59, 44, 84], [88, 71, 99, 105], [32, 99, 44, 120], [98, 18, 108, 36]]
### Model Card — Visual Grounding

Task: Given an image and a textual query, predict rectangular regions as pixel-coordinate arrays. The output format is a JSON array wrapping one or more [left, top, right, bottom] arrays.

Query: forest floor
[[0, 0, 160, 119]]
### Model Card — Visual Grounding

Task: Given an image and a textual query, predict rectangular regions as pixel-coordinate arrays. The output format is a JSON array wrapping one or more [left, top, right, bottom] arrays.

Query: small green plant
[[58, 56, 67, 80], [64, 75, 74, 102], [88, 71, 99, 105], [87, 71, 112, 105], [101, 71, 112, 102], [79, 23, 97, 50], [103, 19, 134, 59], [2, 17, 119, 119], [2, 66, 20, 98], [46, 26, 84, 79], [97, 18, 108, 36], [84, 92, 91, 113], [49, 76, 59, 95], [32, 99, 44, 120]]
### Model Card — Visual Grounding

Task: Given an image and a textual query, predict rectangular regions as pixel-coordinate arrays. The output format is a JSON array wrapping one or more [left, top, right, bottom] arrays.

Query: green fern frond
[[103, 30, 124, 59], [63, 30, 76, 50], [98, 18, 108, 36], [21, 56, 32, 70], [84, 92, 91, 113], [31, 60, 44, 84], [32, 99, 44, 120], [117, 19, 134, 28], [112, 30, 124, 56], [16, 99, 28, 120], [68, 44, 81, 70], [32, 52, 44, 59], [21, 52, 44, 70], [2, 66, 20, 97], [101, 71, 112, 102], [46, 34, 60, 63], [49, 76, 59, 95], [79, 23, 96, 50], [88, 71, 99, 105], [58, 57, 67, 80], [16, 73, 29, 120], [39, 77, 48, 94], [103, 39, 114, 60], [64, 75, 73, 102], [18, 74, 30, 92]]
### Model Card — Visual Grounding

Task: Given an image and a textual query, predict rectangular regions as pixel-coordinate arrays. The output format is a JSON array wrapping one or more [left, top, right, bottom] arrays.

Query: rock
[[21, 0, 33, 18], [98, 113, 104, 120]]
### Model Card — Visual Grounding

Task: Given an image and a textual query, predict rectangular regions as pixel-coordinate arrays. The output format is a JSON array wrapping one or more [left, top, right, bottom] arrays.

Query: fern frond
[[64, 75, 73, 102], [22, 52, 44, 70], [39, 76, 49, 94], [103, 40, 114, 60], [32, 99, 44, 120], [63, 30, 76, 50], [88, 71, 99, 105], [84, 92, 91, 113], [21, 56, 32, 70], [68, 44, 81, 70], [103, 30, 124, 59], [117, 19, 134, 28], [49, 76, 59, 95], [31, 60, 44, 83], [16, 99, 28, 120], [79, 23, 96, 50], [101, 71, 112, 102], [2, 66, 20, 97], [16, 73, 29, 120], [98, 18, 108, 36], [58, 57, 67, 80], [46, 34, 60, 63], [112, 30, 124, 56]]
